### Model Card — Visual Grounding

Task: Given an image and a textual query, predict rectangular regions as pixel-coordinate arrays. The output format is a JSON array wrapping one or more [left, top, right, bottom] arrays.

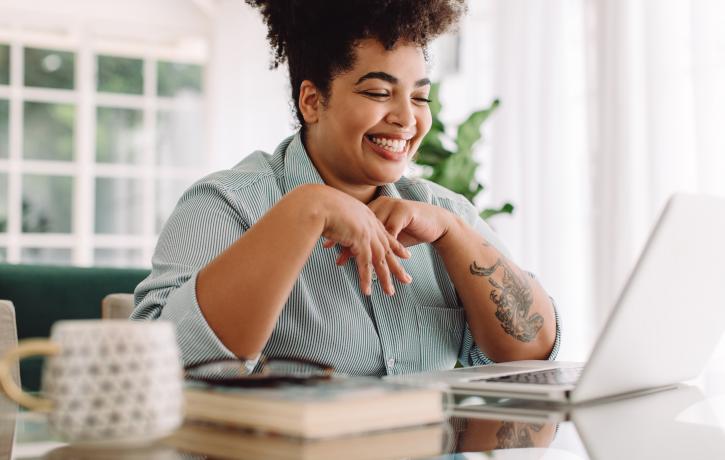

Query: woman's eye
[[413, 97, 433, 104], [362, 91, 389, 98]]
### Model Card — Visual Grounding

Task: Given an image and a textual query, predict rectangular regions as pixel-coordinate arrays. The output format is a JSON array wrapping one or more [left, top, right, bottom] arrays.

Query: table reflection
[[449, 418, 557, 453], [0, 398, 16, 460], [43, 445, 185, 460], [572, 385, 725, 458], [452, 384, 725, 459], [4, 383, 725, 459]]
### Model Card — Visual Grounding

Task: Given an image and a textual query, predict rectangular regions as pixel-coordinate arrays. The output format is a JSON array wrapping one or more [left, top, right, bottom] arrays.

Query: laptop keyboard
[[483, 367, 584, 385]]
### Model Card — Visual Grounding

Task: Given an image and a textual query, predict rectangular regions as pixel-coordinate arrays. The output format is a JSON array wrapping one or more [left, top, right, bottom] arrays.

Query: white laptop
[[387, 193, 725, 404]]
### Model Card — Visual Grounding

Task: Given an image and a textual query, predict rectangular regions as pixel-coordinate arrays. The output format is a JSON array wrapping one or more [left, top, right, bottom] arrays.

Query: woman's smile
[[363, 134, 412, 162]]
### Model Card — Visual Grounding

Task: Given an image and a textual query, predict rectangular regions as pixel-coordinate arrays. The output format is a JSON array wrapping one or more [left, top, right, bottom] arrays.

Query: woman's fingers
[[388, 231, 411, 259], [322, 238, 336, 249], [321, 197, 415, 296], [382, 210, 410, 240], [386, 246, 412, 285], [353, 244, 373, 296], [336, 247, 353, 266], [371, 239, 395, 296]]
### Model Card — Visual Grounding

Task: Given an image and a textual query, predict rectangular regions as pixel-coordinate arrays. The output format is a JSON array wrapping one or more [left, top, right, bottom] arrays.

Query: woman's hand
[[331, 195, 455, 270], [367, 196, 455, 247], [309, 185, 412, 296]]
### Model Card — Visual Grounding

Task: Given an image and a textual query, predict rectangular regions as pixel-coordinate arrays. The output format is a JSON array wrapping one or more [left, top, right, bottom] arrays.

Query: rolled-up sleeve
[[131, 179, 259, 371]]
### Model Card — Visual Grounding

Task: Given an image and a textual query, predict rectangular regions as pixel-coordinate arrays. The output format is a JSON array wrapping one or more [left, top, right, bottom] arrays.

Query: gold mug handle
[[0, 339, 60, 411]]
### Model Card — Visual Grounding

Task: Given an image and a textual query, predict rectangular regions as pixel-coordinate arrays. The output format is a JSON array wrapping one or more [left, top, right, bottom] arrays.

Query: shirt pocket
[[415, 305, 466, 371]]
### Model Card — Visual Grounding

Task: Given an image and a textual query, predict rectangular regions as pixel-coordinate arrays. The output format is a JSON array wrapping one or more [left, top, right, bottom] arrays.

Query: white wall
[[0, 0, 209, 43], [207, 0, 291, 170]]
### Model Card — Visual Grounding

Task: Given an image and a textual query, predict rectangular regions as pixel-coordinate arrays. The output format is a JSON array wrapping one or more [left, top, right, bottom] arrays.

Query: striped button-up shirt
[[132, 132, 561, 375]]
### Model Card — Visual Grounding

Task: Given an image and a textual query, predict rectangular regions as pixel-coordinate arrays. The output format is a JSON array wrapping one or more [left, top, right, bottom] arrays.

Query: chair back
[[0, 299, 19, 460], [0, 300, 19, 387], [0, 263, 149, 391], [101, 293, 135, 320]]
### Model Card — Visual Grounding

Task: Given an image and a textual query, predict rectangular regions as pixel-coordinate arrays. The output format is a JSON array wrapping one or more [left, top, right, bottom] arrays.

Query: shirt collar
[[281, 130, 403, 201], [281, 131, 326, 194], [376, 181, 402, 200]]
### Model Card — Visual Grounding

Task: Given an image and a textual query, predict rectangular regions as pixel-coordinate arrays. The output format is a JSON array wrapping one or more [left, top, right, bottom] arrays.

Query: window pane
[[156, 178, 192, 232], [0, 99, 7, 158], [157, 61, 202, 97], [0, 44, 8, 85], [94, 177, 143, 235], [94, 248, 144, 268], [96, 107, 143, 164], [97, 55, 143, 95], [156, 108, 203, 167], [20, 247, 72, 265], [23, 101, 75, 161], [22, 174, 73, 233], [0, 173, 7, 232], [24, 47, 75, 90]]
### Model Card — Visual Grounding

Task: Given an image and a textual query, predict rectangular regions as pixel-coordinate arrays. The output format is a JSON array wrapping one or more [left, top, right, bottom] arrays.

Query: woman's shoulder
[[395, 176, 471, 210], [193, 150, 278, 194]]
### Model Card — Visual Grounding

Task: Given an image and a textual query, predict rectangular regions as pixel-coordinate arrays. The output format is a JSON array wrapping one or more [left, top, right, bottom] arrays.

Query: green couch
[[0, 263, 150, 391]]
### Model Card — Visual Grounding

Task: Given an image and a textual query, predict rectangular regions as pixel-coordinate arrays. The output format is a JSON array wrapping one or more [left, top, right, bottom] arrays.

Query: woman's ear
[[298, 80, 321, 124]]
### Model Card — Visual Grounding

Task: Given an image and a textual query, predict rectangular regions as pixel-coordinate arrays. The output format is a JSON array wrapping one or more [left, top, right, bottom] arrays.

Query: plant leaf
[[416, 132, 452, 166], [480, 202, 514, 220], [431, 152, 479, 202], [455, 98, 500, 156]]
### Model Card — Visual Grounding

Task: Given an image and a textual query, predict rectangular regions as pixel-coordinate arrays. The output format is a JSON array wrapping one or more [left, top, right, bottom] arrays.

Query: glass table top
[[3, 370, 725, 460]]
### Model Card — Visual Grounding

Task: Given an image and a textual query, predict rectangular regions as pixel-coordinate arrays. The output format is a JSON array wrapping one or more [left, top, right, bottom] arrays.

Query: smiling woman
[[301, 40, 433, 200], [131, 0, 560, 376]]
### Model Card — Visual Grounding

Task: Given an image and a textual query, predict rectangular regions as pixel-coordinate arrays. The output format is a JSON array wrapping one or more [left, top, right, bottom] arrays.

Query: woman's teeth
[[369, 136, 407, 153]]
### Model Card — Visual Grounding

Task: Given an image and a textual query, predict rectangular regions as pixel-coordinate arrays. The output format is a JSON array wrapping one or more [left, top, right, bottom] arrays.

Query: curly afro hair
[[244, 0, 467, 128]]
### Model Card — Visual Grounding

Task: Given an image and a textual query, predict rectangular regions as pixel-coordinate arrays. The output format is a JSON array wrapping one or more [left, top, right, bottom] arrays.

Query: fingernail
[[404, 273, 412, 283], [388, 286, 395, 296], [404, 248, 411, 258]]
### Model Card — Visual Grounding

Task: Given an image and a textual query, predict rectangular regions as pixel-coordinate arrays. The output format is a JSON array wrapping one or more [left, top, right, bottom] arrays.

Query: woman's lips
[[363, 136, 410, 161]]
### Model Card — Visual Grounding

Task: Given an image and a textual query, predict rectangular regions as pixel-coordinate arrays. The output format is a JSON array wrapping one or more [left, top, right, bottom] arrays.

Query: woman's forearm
[[196, 184, 327, 359], [433, 215, 557, 362]]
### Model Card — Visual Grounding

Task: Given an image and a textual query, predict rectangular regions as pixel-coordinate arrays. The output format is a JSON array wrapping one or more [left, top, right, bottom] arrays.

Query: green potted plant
[[415, 82, 513, 220]]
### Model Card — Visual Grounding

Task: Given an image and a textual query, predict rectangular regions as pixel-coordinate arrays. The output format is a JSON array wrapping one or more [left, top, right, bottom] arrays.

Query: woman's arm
[[433, 215, 556, 362], [197, 183, 410, 360], [367, 196, 556, 363]]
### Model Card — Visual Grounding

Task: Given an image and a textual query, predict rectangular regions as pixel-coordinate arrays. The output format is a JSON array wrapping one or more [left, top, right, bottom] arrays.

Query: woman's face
[[303, 39, 432, 200]]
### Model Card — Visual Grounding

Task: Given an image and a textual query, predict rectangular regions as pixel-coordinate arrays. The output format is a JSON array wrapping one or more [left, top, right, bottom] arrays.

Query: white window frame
[[0, 25, 211, 267]]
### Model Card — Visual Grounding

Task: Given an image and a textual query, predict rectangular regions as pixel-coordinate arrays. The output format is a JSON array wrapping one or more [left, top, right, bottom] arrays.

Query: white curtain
[[593, 0, 725, 319], [451, 0, 725, 360]]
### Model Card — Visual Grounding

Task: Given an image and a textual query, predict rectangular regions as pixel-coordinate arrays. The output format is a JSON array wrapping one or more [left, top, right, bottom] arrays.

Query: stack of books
[[181, 377, 445, 438]]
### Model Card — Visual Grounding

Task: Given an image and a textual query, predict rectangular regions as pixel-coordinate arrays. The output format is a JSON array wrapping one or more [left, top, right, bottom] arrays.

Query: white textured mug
[[0, 320, 183, 445]]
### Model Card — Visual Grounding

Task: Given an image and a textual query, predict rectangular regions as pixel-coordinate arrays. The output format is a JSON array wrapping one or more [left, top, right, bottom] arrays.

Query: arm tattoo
[[470, 258, 544, 342], [495, 422, 544, 449]]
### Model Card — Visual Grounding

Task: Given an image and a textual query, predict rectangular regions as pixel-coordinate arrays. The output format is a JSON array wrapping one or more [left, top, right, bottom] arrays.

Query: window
[[0, 37, 207, 268]]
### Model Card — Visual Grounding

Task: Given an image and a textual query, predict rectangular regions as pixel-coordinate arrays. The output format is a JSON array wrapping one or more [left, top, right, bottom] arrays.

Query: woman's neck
[[302, 130, 378, 203]]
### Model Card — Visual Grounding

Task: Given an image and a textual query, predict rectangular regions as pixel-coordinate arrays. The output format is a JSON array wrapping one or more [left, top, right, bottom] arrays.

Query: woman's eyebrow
[[355, 71, 431, 88], [355, 71, 397, 85]]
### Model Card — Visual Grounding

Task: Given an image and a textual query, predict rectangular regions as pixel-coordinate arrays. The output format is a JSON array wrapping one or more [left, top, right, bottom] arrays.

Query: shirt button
[[386, 357, 396, 369], [371, 271, 378, 281]]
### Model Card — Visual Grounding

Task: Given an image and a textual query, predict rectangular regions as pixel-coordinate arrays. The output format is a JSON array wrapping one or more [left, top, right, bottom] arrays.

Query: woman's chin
[[367, 167, 406, 185]]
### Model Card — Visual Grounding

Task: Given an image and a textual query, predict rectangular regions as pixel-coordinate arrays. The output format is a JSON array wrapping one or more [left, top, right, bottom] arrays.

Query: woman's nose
[[385, 99, 416, 129]]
